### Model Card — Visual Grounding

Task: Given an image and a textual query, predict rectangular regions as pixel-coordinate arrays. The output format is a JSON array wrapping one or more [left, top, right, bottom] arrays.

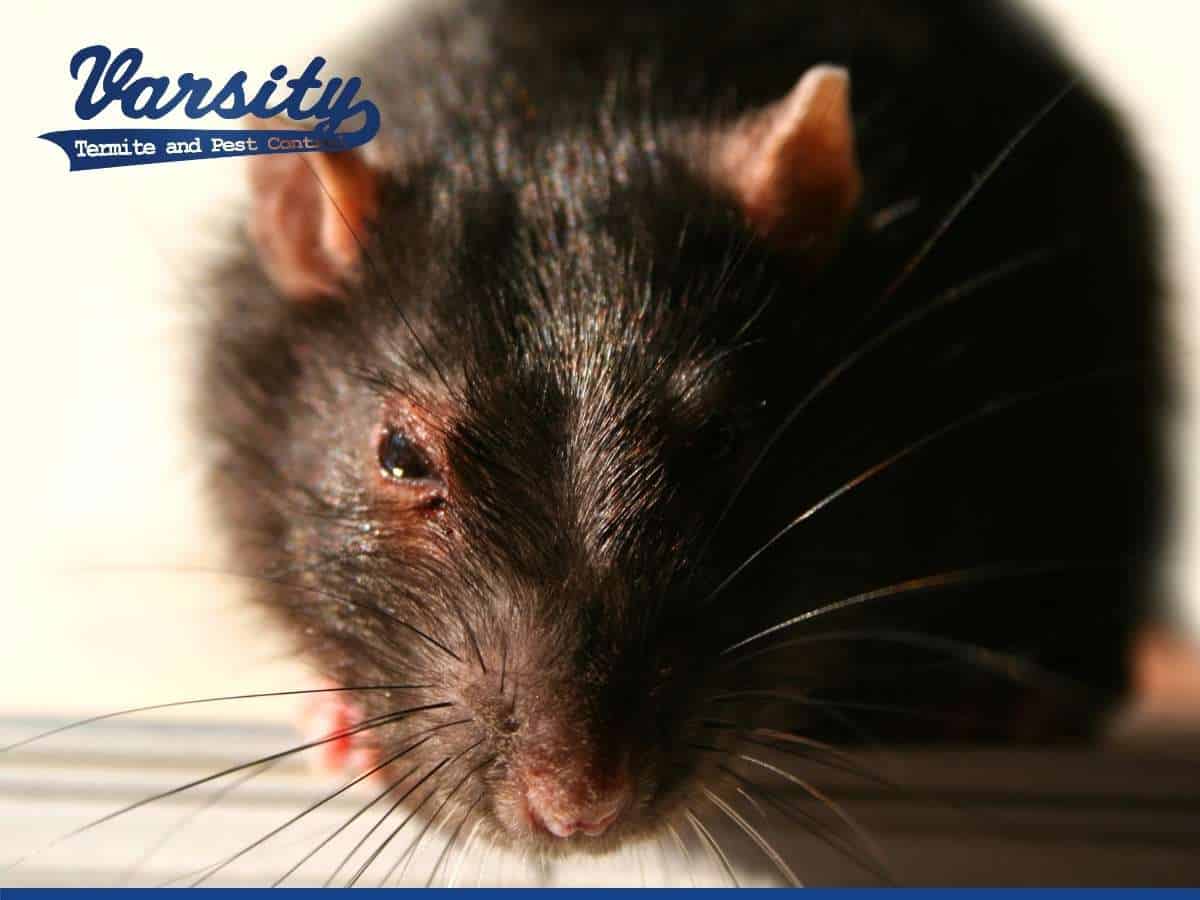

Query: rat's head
[[204, 66, 862, 855]]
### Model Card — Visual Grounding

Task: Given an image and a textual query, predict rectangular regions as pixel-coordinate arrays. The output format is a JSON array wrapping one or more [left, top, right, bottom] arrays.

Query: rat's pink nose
[[523, 770, 632, 838]]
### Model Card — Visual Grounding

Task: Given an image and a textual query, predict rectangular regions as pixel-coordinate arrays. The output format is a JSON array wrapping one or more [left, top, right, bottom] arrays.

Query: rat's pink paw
[[298, 681, 380, 777]]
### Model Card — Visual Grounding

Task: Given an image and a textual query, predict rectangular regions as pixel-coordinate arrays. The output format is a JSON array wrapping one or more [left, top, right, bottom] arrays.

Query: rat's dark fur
[[201, 0, 1170, 875]]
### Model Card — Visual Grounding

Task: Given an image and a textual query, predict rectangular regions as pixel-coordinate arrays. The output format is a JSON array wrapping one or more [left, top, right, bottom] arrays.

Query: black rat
[[199, 0, 1171, 881]]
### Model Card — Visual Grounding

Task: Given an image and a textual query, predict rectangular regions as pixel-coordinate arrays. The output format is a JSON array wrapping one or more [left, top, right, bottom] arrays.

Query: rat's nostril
[[523, 771, 631, 839]]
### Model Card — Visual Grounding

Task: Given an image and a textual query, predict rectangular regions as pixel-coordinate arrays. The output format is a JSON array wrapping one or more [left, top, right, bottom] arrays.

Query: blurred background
[[2, 0, 1199, 886]]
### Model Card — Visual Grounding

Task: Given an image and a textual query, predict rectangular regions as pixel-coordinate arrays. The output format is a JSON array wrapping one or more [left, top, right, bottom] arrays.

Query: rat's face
[[204, 65, 863, 861], [258, 162, 801, 853]]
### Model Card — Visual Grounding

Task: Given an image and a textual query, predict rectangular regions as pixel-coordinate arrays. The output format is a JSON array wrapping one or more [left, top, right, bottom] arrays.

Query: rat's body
[[201, 0, 1169, 879]]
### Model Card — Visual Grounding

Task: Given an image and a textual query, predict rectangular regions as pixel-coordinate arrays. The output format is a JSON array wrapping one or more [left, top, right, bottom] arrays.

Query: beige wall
[[3, 1, 1197, 721]]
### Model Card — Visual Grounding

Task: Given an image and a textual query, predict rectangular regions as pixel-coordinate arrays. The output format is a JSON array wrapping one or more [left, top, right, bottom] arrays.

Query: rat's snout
[[486, 681, 638, 842], [521, 760, 633, 838]]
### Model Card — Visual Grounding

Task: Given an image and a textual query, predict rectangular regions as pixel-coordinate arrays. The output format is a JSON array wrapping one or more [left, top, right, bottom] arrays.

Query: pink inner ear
[[315, 150, 379, 270], [716, 65, 861, 255], [247, 149, 378, 302]]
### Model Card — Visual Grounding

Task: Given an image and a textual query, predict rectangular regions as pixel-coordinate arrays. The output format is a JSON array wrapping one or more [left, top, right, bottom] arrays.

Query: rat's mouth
[[485, 763, 649, 854], [521, 786, 628, 840], [532, 805, 622, 838]]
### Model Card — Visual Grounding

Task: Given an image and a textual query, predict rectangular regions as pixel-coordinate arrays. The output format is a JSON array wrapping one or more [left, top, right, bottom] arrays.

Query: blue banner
[[38, 44, 385, 171], [38, 125, 376, 172]]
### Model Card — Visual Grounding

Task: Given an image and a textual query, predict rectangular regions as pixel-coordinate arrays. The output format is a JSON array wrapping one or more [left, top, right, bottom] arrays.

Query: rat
[[199, 0, 1171, 883]]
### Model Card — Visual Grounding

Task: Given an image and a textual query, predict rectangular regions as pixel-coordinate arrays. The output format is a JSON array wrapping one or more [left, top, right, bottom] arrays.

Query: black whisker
[[724, 627, 1087, 696], [734, 785, 769, 821], [664, 821, 697, 888], [684, 806, 739, 887], [457, 603, 490, 674], [380, 753, 492, 886], [650, 834, 674, 887], [704, 366, 1132, 609], [273, 718, 471, 886], [6, 701, 452, 873], [706, 688, 999, 730], [324, 756, 449, 887], [695, 245, 1056, 570], [722, 562, 1110, 655], [376, 573, 466, 662], [865, 80, 1077, 321], [692, 739, 889, 882], [298, 156, 455, 395], [726, 767, 893, 884], [695, 719, 897, 789], [192, 747, 419, 886], [425, 792, 484, 886], [735, 752, 889, 879], [0, 684, 431, 754], [338, 756, 454, 887], [700, 785, 801, 886], [194, 717, 471, 886], [446, 816, 486, 887], [500, 634, 509, 694], [473, 832, 498, 887], [347, 741, 484, 887], [276, 762, 419, 886], [116, 755, 285, 886]]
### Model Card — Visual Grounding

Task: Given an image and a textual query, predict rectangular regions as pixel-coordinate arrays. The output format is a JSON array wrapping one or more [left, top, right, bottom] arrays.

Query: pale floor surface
[[2, 716, 1198, 886]]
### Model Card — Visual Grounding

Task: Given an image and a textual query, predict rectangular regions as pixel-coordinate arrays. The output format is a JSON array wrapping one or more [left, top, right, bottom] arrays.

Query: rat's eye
[[378, 428, 435, 481]]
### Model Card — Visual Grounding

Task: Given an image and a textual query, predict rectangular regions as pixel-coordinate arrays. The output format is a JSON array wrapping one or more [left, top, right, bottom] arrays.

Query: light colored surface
[[2, 1, 1199, 726], [0, 718, 751, 887], [2, 717, 1197, 886]]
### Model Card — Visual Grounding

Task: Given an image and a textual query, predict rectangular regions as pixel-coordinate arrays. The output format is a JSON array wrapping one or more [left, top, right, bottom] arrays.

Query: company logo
[[39, 45, 381, 171]]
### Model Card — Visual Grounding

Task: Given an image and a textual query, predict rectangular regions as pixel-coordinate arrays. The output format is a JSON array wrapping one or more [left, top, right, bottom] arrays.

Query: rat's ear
[[713, 64, 861, 259], [246, 147, 379, 301]]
